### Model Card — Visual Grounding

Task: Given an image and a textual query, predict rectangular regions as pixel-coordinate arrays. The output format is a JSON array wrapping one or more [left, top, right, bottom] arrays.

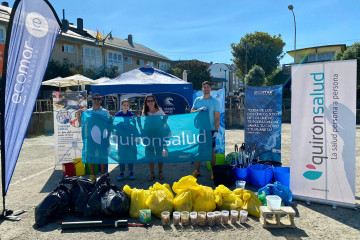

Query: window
[[306, 52, 335, 62], [83, 46, 102, 68], [147, 61, 154, 67], [158, 62, 170, 71], [107, 51, 122, 66], [0, 28, 5, 44], [62, 44, 74, 53], [124, 56, 132, 64], [136, 59, 144, 66]]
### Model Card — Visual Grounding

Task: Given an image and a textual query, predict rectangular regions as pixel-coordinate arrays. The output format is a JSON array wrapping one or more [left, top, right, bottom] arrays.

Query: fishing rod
[[59, 219, 151, 230]]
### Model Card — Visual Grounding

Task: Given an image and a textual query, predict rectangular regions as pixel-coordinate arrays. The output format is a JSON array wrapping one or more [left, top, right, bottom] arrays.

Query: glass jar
[[161, 211, 170, 226]]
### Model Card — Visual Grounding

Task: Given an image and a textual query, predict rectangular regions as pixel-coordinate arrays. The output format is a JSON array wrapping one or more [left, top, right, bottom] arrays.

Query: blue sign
[[1, 0, 60, 195], [82, 112, 212, 164], [153, 93, 186, 115], [244, 85, 282, 162]]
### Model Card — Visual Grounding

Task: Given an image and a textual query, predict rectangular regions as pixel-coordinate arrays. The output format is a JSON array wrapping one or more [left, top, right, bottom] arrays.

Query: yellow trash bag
[[241, 190, 262, 218], [123, 185, 150, 219], [192, 186, 216, 212], [172, 175, 200, 195], [173, 190, 192, 212], [214, 185, 243, 211], [146, 182, 174, 218]]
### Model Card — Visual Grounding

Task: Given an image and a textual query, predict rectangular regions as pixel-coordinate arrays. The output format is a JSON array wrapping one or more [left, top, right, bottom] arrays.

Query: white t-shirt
[[142, 109, 165, 116]]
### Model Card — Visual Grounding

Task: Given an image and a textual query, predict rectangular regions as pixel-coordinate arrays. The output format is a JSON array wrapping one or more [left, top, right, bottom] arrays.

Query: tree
[[334, 42, 360, 87], [264, 68, 290, 87], [244, 65, 265, 86], [170, 60, 211, 90], [231, 32, 285, 77]]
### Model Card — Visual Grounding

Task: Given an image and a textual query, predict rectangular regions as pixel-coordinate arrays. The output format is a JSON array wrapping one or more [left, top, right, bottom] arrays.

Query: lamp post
[[220, 68, 227, 96], [288, 5, 296, 64], [95, 31, 113, 76]]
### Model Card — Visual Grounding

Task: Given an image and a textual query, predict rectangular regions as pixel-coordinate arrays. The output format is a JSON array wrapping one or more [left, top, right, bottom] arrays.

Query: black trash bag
[[35, 184, 71, 227], [84, 174, 129, 218], [70, 178, 94, 217]]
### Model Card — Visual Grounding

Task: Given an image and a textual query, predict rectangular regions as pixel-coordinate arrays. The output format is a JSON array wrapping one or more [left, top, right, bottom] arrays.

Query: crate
[[260, 206, 296, 228]]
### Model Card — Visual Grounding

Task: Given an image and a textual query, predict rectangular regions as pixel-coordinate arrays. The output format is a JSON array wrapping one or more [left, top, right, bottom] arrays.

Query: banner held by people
[[82, 112, 212, 164]]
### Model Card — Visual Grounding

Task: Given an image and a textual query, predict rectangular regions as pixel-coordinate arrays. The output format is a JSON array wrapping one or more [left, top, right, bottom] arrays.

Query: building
[[0, 2, 172, 76], [208, 63, 241, 96]]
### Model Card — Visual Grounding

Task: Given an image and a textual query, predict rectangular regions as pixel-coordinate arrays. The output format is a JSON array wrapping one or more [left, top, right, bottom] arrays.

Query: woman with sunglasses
[[141, 95, 166, 181]]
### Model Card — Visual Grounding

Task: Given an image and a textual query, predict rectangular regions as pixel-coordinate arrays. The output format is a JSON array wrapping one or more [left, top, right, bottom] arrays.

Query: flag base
[[0, 209, 26, 221]]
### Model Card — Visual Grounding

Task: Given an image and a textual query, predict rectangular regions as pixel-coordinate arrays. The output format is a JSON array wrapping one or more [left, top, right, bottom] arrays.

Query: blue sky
[[17, 0, 360, 65]]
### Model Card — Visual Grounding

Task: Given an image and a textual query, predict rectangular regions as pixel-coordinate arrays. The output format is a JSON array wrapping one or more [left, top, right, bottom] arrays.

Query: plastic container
[[190, 211, 198, 226], [181, 211, 190, 226], [139, 209, 151, 223], [73, 158, 85, 176], [236, 180, 246, 189], [213, 165, 235, 187], [230, 210, 238, 224], [214, 211, 221, 225], [207, 212, 215, 226], [198, 211, 207, 226], [233, 167, 249, 182], [85, 163, 98, 175], [161, 211, 170, 226], [248, 164, 274, 187], [173, 211, 181, 225], [207, 154, 226, 170], [62, 163, 75, 177], [239, 210, 248, 224], [274, 167, 290, 188], [266, 195, 282, 210], [221, 210, 229, 224]]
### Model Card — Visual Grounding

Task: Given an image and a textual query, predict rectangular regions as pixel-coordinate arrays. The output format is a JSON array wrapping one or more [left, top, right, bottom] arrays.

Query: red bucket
[[62, 163, 75, 177]]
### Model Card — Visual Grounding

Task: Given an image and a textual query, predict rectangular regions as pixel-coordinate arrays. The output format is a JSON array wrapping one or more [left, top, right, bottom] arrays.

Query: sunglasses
[[146, 99, 155, 103], [92, 97, 102, 101]]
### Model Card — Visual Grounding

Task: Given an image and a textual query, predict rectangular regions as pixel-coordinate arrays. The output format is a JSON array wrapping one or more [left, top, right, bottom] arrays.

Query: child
[[115, 99, 135, 181]]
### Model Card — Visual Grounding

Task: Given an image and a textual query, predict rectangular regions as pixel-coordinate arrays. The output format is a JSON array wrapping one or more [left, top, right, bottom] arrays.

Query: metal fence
[[34, 99, 52, 112]]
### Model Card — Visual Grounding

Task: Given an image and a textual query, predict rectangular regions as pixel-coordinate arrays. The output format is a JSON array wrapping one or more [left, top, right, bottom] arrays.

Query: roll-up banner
[[1, 0, 61, 195], [291, 60, 357, 207], [245, 85, 283, 162]]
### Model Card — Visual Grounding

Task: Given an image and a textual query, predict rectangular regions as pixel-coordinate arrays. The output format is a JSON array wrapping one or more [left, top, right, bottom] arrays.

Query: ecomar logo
[[25, 12, 48, 38]]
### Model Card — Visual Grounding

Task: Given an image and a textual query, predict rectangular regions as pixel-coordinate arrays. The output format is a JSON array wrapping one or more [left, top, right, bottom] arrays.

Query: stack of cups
[[190, 211, 198, 226], [230, 210, 239, 224], [221, 210, 229, 224]]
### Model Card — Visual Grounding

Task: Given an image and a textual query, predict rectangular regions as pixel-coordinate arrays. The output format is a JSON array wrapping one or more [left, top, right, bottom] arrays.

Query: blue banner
[[193, 89, 225, 154], [244, 85, 282, 162], [1, 0, 60, 195], [153, 93, 186, 115], [82, 112, 212, 164]]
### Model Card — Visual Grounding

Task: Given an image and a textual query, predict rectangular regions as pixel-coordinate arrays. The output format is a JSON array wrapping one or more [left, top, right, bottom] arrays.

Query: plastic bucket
[[274, 167, 290, 188], [207, 154, 226, 170], [62, 163, 75, 177], [266, 195, 282, 210], [213, 165, 235, 187], [85, 164, 98, 175], [73, 158, 85, 176], [248, 164, 274, 187], [233, 167, 249, 183]]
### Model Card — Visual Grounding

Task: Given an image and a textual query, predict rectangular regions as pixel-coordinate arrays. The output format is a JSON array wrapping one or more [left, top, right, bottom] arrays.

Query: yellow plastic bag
[[123, 185, 150, 219], [172, 175, 200, 195], [192, 186, 216, 212], [214, 185, 243, 211], [173, 190, 192, 212], [241, 190, 262, 218], [146, 182, 174, 218]]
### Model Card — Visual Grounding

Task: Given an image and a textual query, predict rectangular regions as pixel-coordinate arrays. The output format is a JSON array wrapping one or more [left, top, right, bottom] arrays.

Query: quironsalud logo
[[303, 164, 323, 180], [25, 12, 49, 38]]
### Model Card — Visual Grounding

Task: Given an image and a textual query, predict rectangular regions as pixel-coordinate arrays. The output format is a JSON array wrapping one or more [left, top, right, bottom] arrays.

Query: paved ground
[[0, 124, 359, 239]]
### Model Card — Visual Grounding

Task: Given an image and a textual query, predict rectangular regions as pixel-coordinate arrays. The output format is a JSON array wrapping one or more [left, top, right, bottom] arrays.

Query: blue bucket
[[248, 164, 274, 187], [274, 167, 290, 188], [233, 167, 249, 183]]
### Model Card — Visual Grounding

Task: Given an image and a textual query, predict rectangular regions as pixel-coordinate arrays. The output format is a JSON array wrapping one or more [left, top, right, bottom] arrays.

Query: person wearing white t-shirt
[[141, 95, 166, 181]]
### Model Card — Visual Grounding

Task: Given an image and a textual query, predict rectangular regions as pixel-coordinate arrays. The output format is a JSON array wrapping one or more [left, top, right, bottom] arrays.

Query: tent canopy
[[91, 66, 193, 107]]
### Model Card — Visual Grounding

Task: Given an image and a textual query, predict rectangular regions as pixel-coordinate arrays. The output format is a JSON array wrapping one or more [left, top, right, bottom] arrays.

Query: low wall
[[21, 109, 360, 136]]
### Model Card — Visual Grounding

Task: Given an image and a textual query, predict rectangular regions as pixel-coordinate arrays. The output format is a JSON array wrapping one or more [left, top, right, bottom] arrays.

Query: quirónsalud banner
[[245, 85, 282, 162], [291, 60, 356, 207], [1, 0, 60, 195], [82, 112, 212, 164]]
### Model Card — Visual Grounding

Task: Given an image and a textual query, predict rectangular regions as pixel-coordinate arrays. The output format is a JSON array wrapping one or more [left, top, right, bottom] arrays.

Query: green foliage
[[170, 60, 211, 90], [231, 31, 285, 76], [334, 42, 360, 87], [43, 58, 120, 81], [244, 65, 265, 86], [264, 68, 291, 86]]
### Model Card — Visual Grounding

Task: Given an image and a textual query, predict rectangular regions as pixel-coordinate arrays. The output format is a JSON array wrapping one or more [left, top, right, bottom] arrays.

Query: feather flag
[[96, 29, 102, 42]]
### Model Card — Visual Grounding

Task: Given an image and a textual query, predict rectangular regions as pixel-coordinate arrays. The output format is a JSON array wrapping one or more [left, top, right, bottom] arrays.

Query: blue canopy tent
[[91, 66, 193, 110]]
